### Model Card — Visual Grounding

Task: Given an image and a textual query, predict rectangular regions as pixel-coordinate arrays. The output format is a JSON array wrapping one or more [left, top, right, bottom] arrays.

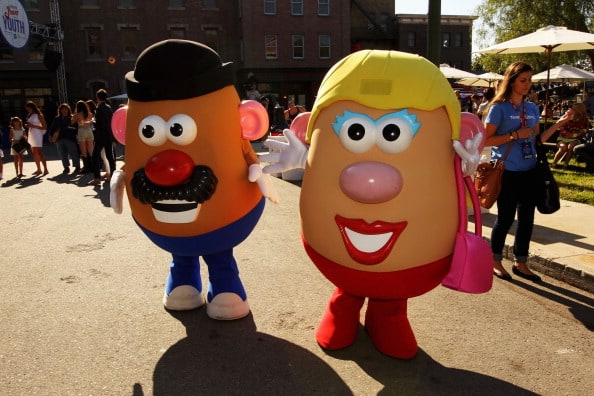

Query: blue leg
[[203, 250, 249, 320], [163, 255, 205, 311]]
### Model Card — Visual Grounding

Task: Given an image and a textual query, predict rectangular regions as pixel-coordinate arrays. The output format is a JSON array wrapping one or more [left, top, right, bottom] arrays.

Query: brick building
[[1, 0, 474, 132]]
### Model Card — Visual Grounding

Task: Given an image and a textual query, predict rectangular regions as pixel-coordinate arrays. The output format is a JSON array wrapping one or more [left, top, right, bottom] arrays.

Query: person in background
[[573, 130, 594, 172], [47, 103, 80, 174], [259, 95, 274, 134], [72, 100, 94, 173], [284, 100, 306, 124], [25, 101, 49, 176], [483, 61, 559, 283], [549, 102, 590, 169], [470, 93, 481, 114], [477, 88, 495, 120], [89, 89, 116, 185], [585, 92, 594, 119], [8, 116, 27, 177]]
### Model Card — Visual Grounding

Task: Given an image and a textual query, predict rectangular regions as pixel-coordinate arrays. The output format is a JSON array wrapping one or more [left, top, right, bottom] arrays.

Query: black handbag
[[535, 136, 560, 214], [11, 137, 28, 154]]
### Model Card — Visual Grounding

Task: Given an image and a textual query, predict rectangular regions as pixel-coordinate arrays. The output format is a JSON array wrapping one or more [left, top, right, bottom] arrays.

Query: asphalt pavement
[[1, 146, 593, 395]]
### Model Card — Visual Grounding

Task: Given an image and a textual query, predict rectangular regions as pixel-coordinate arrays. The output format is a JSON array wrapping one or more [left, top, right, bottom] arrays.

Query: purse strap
[[455, 155, 482, 237], [500, 139, 514, 162]]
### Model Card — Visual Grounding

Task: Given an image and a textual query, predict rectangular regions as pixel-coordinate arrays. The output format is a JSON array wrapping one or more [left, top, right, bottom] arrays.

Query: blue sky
[[395, 0, 486, 53], [395, 0, 482, 15]]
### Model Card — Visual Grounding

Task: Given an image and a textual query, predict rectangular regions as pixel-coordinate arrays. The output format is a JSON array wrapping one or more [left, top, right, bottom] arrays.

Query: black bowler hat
[[125, 39, 234, 102]]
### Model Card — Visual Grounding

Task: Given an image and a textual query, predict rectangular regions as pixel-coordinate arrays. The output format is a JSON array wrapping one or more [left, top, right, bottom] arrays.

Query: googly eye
[[167, 114, 197, 146], [138, 115, 167, 146], [335, 114, 376, 154], [375, 116, 415, 154]]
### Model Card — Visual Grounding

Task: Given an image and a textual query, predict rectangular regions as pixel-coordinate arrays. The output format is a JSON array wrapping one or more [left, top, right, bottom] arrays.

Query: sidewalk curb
[[494, 239, 594, 293]]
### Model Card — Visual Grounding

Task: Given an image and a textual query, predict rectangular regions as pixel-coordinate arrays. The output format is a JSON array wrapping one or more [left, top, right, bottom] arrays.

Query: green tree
[[472, 0, 594, 74]]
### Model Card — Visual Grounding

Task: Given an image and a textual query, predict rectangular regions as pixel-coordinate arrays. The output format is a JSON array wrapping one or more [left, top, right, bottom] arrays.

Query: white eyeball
[[138, 115, 167, 146]]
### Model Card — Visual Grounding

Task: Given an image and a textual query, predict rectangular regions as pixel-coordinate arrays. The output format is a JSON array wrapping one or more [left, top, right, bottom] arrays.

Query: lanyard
[[509, 100, 526, 127]]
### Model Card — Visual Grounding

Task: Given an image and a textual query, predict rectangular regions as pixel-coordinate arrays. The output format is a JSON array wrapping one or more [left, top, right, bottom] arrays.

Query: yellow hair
[[306, 50, 461, 143]]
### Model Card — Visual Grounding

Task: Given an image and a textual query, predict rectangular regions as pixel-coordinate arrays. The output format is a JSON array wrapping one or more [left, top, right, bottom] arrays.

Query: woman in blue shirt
[[484, 62, 558, 282]]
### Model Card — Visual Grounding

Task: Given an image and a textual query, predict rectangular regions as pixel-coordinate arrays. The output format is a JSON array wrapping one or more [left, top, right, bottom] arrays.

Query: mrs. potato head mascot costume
[[110, 40, 278, 320], [261, 50, 489, 358]]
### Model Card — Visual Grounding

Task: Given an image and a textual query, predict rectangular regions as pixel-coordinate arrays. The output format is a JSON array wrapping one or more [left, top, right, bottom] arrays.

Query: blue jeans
[[490, 168, 539, 264], [56, 138, 80, 169]]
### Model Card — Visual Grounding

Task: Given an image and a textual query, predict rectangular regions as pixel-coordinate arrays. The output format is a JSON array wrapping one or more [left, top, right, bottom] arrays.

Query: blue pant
[[56, 138, 80, 169]]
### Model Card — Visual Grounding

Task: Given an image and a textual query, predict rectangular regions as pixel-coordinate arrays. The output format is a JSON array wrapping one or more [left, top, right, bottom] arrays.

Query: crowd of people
[[1, 89, 117, 184]]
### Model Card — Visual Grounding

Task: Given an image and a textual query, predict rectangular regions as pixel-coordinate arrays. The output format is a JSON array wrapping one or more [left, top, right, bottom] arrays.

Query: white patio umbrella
[[530, 64, 594, 82], [531, 64, 594, 102], [456, 72, 504, 87], [477, 25, 594, 122], [439, 63, 477, 79]]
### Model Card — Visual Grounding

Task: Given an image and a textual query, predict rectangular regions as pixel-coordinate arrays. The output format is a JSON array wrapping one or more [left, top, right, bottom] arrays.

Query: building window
[[318, 0, 329, 15], [203, 28, 220, 52], [81, 0, 99, 7], [265, 34, 277, 59], [319, 35, 330, 58], [168, 0, 184, 7], [442, 32, 451, 48], [454, 32, 462, 48], [119, 26, 139, 58], [367, 12, 375, 30], [292, 35, 304, 59], [84, 27, 103, 58], [264, 0, 276, 14], [407, 32, 415, 47], [291, 0, 303, 15], [118, 0, 134, 7], [380, 13, 389, 32], [168, 26, 187, 39], [202, 0, 216, 8]]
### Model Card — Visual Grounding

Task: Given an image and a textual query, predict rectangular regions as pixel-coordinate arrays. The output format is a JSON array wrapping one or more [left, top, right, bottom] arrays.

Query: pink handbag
[[442, 156, 493, 294]]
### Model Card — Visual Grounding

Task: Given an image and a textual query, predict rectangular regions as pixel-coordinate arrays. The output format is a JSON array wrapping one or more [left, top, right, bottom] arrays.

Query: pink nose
[[339, 161, 403, 203], [144, 149, 195, 186]]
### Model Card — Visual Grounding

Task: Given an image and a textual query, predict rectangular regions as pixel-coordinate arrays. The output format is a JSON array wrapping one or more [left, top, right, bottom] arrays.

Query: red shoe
[[315, 288, 364, 350], [365, 299, 418, 359]]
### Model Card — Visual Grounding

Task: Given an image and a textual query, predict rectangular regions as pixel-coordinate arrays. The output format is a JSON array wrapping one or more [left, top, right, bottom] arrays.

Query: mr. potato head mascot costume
[[110, 40, 278, 320], [262, 50, 490, 358]]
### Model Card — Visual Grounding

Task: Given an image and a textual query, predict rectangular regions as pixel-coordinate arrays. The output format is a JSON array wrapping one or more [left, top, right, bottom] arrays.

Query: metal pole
[[426, 0, 441, 65]]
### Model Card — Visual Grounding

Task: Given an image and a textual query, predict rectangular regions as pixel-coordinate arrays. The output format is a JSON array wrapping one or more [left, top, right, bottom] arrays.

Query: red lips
[[335, 215, 408, 265]]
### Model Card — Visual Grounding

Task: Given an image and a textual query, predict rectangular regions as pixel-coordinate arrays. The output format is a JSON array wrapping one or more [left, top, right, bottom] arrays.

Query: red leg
[[316, 288, 365, 350], [365, 298, 418, 359]]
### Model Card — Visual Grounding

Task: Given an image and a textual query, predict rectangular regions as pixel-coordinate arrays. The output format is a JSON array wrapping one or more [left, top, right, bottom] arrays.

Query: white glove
[[110, 169, 126, 214], [249, 164, 280, 203], [259, 129, 308, 175], [453, 132, 482, 177]]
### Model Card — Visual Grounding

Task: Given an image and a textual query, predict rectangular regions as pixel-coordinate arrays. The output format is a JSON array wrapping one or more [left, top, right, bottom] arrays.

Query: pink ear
[[460, 112, 485, 151], [289, 112, 310, 144], [239, 100, 268, 141], [111, 106, 127, 145]]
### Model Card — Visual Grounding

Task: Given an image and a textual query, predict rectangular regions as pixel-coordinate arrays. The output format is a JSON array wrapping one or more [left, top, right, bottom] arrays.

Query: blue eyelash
[[332, 109, 421, 136]]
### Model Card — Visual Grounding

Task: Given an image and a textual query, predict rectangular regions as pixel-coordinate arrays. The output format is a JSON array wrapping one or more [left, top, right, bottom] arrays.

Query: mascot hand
[[110, 169, 126, 214], [453, 132, 482, 177], [249, 164, 280, 203], [259, 129, 308, 174]]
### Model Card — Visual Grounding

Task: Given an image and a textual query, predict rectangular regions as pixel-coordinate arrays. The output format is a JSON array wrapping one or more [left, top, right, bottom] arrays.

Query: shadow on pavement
[[508, 278, 594, 331], [322, 327, 537, 395], [150, 309, 537, 395], [151, 309, 352, 395]]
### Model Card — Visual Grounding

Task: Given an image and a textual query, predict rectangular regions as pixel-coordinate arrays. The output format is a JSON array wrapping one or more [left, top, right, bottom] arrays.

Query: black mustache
[[131, 166, 218, 205]]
